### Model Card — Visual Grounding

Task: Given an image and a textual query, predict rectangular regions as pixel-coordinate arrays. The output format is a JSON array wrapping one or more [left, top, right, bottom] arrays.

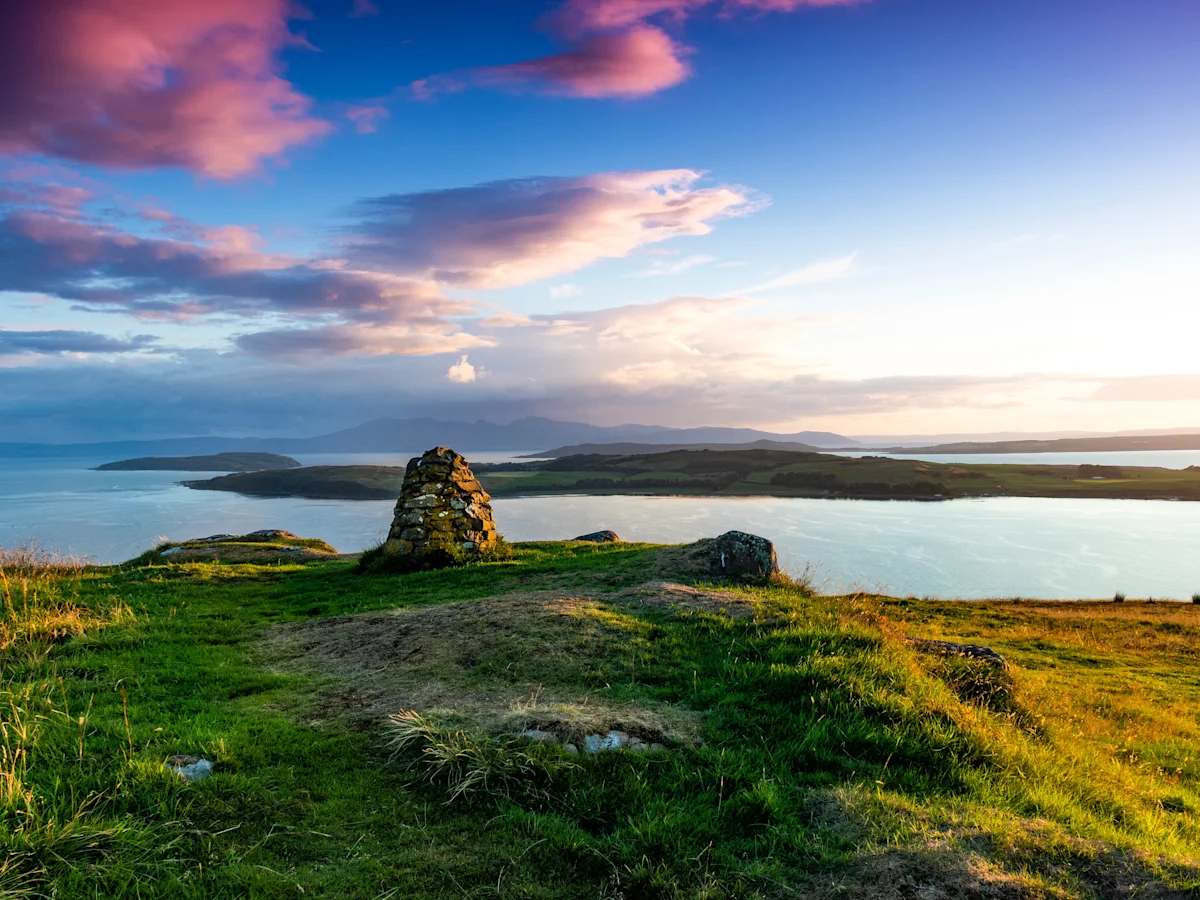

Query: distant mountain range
[[5, 417, 1198, 461], [0, 417, 858, 459]]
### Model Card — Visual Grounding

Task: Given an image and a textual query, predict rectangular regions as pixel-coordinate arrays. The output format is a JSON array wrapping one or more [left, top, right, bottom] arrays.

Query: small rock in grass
[[909, 638, 1007, 667], [573, 530, 621, 543], [166, 755, 214, 782], [563, 743, 579, 755], [160, 547, 182, 557], [584, 730, 645, 753]]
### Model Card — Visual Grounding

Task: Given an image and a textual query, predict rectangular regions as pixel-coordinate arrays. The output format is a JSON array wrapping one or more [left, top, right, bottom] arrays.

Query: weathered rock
[[581, 731, 664, 753], [651, 531, 782, 585], [684, 531, 780, 583], [573, 530, 621, 543], [909, 638, 1007, 667], [243, 529, 297, 542], [383, 447, 498, 568]]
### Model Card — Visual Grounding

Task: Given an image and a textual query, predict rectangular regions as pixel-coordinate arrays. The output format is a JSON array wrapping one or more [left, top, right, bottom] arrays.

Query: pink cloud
[[415, 0, 867, 99], [236, 323, 492, 359], [0, 204, 473, 337], [471, 25, 690, 99], [550, 0, 864, 33], [344, 169, 760, 288], [0, 0, 330, 178]]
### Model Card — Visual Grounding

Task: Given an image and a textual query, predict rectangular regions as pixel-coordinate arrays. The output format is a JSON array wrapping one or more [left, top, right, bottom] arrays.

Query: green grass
[[1, 540, 1198, 897]]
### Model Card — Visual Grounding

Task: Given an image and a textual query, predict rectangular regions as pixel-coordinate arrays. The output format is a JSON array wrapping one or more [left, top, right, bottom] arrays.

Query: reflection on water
[[1, 455, 1198, 600]]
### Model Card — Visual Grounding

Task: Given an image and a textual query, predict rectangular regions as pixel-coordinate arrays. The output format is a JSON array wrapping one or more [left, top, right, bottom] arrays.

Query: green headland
[[2, 533, 1199, 897], [182, 448, 1200, 501], [96, 452, 302, 472]]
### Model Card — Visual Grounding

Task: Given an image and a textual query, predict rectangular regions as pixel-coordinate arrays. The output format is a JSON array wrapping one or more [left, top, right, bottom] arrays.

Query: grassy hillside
[[1, 539, 1198, 897], [185, 465, 405, 499], [185, 449, 1200, 501]]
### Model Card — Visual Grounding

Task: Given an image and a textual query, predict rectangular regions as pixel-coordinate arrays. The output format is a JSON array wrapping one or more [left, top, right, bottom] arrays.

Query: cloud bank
[[0, 167, 761, 358]]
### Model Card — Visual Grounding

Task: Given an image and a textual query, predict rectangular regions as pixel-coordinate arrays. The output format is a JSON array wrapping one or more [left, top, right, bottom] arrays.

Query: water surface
[[2, 455, 1197, 600]]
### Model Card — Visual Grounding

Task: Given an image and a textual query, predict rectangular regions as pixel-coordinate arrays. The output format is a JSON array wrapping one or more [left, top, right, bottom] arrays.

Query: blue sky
[[1, 0, 1198, 441]]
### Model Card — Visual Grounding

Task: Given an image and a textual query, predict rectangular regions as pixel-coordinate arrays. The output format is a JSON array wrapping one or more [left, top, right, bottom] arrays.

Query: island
[[96, 451, 302, 472], [181, 448, 1200, 501], [892, 432, 1200, 455]]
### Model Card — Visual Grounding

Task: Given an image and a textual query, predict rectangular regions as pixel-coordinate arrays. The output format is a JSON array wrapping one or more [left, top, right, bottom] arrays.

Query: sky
[[1, 0, 1198, 442]]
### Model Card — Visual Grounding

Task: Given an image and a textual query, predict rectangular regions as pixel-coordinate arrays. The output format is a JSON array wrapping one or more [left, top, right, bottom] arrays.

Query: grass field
[[184, 449, 1200, 502], [1, 539, 1198, 897]]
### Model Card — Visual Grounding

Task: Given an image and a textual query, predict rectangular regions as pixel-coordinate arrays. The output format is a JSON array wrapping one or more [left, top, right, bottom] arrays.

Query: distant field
[[183, 448, 1200, 502]]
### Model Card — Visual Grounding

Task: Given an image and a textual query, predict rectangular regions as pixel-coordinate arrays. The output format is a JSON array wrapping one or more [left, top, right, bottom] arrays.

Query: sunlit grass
[[0, 540, 1195, 896]]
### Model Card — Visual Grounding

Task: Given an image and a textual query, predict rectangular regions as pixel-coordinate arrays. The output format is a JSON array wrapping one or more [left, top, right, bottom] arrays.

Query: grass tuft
[[385, 709, 573, 801]]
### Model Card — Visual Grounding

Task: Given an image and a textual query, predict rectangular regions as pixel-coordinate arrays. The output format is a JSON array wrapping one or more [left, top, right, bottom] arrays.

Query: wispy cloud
[[734, 253, 858, 295], [630, 253, 716, 277], [344, 105, 391, 134], [0, 329, 159, 357]]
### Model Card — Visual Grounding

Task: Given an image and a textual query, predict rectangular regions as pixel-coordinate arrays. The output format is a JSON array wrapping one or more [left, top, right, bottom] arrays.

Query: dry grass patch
[[620, 581, 761, 619], [263, 589, 704, 746], [0, 545, 130, 650]]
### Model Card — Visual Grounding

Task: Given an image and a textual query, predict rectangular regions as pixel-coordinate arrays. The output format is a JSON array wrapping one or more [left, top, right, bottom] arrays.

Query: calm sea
[[2, 451, 1199, 600]]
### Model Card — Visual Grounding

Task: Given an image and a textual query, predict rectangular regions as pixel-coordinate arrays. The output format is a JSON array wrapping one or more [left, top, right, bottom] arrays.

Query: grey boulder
[[708, 531, 780, 583], [573, 530, 621, 543]]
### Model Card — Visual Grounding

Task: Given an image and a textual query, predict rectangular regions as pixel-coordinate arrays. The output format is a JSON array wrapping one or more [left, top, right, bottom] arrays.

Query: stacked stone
[[385, 447, 498, 560]]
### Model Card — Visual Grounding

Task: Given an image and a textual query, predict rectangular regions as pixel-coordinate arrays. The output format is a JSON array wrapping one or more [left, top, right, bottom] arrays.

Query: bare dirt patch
[[620, 581, 761, 619]]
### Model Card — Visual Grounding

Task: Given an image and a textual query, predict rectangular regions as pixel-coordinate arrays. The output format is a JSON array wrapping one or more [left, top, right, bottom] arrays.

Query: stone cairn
[[384, 447, 498, 565]]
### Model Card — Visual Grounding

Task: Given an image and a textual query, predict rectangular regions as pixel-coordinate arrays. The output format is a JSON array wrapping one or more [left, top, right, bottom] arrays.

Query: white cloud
[[447, 354, 477, 383], [630, 253, 716, 278], [549, 283, 582, 299], [735, 253, 858, 295]]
